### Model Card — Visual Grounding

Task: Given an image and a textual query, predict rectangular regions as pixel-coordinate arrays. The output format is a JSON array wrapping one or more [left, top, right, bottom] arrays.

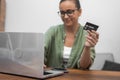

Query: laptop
[[0, 32, 64, 79]]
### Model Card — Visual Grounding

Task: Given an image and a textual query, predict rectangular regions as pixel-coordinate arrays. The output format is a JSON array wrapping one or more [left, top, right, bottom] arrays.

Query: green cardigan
[[44, 24, 95, 69]]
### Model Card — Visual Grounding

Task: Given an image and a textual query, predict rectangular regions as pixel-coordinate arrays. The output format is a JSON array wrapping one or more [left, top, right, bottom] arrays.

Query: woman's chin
[[64, 23, 72, 27]]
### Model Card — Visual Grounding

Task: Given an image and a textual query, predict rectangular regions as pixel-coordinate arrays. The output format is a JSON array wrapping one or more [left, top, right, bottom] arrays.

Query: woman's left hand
[[85, 30, 99, 47]]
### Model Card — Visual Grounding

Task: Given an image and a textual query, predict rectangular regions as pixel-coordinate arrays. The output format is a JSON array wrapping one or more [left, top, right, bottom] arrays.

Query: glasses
[[58, 9, 78, 17]]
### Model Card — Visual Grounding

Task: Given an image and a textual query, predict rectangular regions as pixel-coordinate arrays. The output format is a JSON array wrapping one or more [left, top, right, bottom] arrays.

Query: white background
[[5, 0, 120, 63]]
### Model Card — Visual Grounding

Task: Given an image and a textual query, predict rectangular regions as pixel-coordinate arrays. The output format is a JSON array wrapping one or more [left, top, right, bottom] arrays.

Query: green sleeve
[[44, 26, 55, 64]]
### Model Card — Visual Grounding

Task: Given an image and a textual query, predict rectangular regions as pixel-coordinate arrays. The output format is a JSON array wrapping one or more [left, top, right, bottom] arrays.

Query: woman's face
[[59, 1, 81, 27]]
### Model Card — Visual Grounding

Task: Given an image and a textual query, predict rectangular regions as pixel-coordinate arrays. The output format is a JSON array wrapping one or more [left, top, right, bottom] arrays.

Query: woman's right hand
[[44, 64, 47, 69]]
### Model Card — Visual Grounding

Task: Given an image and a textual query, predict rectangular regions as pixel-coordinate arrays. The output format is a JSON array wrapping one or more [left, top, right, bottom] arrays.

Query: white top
[[63, 46, 72, 59]]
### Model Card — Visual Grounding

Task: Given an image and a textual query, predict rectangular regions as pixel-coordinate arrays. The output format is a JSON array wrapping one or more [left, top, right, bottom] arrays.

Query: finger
[[91, 30, 99, 39], [86, 32, 98, 42], [86, 38, 95, 47], [44, 64, 47, 68], [87, 30, 94, 37], [87, 30, 99, 40], [86, 36, 96, 44], [86, 36, 98, 46]]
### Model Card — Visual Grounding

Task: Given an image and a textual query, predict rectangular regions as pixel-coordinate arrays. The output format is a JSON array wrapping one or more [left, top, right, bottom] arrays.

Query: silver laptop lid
[[0, 32, 44, 78]]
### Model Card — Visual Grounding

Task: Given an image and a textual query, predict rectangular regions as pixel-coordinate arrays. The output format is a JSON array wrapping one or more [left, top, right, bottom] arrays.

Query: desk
[[0, 69, 120, 80]]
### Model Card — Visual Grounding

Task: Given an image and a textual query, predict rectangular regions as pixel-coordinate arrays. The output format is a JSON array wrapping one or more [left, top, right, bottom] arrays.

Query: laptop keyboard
[[44, 71, 52, 75]]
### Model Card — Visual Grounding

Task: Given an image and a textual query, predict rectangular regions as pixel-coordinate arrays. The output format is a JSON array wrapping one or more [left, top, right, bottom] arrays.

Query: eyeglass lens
[[58, 9, 76, 16]]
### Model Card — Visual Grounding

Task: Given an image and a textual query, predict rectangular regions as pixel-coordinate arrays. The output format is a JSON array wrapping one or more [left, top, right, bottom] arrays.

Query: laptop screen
[[0, 32, 64, 79], [0, 32, 44, 78]]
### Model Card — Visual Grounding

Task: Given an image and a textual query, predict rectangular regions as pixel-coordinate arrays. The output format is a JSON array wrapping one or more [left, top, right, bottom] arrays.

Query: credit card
[[83, 22, 99, 31]]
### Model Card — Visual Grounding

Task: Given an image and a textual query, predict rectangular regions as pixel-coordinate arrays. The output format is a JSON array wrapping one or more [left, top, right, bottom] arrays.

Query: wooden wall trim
[[0, 0, 6, 31]]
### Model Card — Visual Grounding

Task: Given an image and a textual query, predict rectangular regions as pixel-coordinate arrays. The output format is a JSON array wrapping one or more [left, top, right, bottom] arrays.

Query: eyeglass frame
[[57, 9, 78, 17]]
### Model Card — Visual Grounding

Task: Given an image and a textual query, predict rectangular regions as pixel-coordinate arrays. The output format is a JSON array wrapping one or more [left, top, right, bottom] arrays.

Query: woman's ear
[[78, 8, 82, 16]]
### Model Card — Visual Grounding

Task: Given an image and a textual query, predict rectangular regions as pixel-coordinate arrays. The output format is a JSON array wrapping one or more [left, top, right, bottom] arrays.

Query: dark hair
[[59, 0, 81, 9]]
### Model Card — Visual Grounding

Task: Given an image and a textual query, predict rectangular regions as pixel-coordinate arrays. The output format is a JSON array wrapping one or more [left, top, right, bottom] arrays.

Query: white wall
[[5, 0, 120, 63], [5, 0, 61, 32]]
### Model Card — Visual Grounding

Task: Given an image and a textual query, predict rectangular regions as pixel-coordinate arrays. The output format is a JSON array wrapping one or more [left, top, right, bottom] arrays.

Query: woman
[[44, 0, 99, 69]]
